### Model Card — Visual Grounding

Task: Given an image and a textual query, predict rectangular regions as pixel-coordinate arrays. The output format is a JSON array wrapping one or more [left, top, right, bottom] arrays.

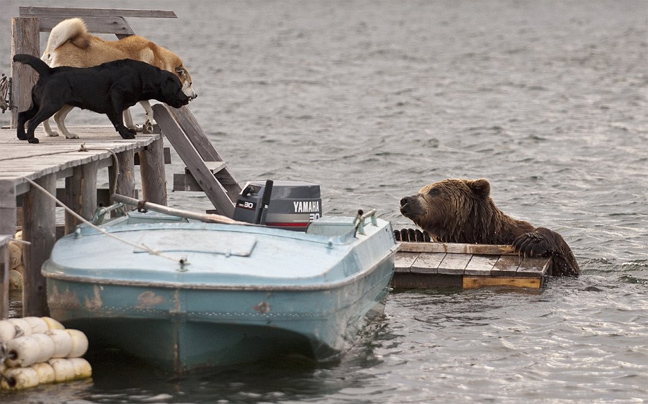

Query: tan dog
[[40, 18, 197, 138]]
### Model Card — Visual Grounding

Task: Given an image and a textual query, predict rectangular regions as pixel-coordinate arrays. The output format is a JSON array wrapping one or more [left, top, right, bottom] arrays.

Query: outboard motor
[[233, 180, 322, 231]]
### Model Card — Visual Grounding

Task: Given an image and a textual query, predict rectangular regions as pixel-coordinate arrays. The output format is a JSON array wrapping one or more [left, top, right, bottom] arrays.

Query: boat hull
[[44, 214, 396, 373]]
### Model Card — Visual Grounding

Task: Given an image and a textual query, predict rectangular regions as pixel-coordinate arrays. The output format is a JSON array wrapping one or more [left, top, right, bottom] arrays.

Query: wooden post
[[11, 17, 40, 128], [1, 240, 9, 319], [0, 180, 17, 237], [22, 174, 56, 317], [64, 161, 98, 234], [138, 138, 167, 205], [0, 180, 17, 319], [110, 150, 137, 207]]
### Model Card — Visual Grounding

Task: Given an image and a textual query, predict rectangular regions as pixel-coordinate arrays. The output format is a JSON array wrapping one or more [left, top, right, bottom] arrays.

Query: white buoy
[[65, 329, 89, 358], [48, 358, 75, 382], [41, 316, 65, 330], [23, 317, 49, 334], [5, 333, 55, 368], [7, 318, 31, 337], [0, 320, 16, 343], [46, 329, 73, 358], [31, 362, 56, 384], [68, 358, 92, 379], [1, 366, 40, 390]]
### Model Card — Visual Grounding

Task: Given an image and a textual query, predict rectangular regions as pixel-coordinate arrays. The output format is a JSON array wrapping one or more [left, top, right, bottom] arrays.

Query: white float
[[46, 329, 73, 358], [7, 318, 31, 337], [31, 362, 56, 384], [0, 320, 16, 343], [0, 366, 40, 390], [65, 329, 89, 358]]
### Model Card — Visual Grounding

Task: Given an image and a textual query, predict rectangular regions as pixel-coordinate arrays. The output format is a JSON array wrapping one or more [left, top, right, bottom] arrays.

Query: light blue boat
[[42, 206, 397, 374]]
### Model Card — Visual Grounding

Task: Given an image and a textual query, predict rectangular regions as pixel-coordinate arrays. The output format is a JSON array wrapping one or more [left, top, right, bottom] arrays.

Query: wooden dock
[[0, 7, 242, 319], [0, 125, 169, 317], [392, 241, 550, 291]]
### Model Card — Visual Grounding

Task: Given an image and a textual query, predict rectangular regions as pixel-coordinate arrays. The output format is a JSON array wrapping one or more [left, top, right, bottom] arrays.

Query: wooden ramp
[[152, 105, 241, 217], [392, 242, 550, 291]]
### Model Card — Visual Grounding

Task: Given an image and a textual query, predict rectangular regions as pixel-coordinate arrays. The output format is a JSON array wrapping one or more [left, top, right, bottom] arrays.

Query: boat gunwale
[[43, 245, 398, 291]]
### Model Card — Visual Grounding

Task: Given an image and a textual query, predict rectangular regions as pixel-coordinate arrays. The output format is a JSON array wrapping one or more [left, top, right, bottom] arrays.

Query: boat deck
[[391, 241, 550, 291]]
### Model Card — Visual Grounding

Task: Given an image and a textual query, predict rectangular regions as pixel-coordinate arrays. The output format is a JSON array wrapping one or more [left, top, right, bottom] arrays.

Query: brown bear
[[399, 178, 580, 277]]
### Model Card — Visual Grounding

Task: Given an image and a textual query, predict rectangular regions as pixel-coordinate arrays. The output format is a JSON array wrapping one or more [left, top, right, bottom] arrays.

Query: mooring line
[[22, 176, 185, 265]]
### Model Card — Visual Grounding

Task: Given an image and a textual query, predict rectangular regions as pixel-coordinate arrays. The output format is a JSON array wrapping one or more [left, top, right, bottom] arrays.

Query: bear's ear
[[468, 179, 490, 198]]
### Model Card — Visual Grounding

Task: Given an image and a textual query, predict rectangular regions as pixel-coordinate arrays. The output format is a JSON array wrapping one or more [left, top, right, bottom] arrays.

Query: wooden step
[[153, 105, 240, 217]]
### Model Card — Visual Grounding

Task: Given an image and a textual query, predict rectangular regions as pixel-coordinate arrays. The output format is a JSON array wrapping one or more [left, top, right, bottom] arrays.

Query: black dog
[[13, 54, 190, 143]]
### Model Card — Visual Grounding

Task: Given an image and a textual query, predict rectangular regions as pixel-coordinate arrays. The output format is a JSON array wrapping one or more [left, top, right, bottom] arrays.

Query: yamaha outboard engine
[[233, 180, 322, 231]]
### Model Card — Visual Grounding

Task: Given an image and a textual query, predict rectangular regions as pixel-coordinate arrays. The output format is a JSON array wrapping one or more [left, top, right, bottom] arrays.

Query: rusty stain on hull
[[136, 291, 165, 308]]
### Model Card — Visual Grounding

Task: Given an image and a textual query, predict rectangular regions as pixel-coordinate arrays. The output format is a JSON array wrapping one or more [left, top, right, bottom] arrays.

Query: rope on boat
[[22, 177, 185, 265]]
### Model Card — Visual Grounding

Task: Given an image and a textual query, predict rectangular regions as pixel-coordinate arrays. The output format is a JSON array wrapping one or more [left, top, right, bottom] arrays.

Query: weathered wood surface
[[153, 105, 240, 217], [0, 126, 165, 317], [392, 241, 550, 291], [166, 106, 242, 200], [11, 17, 40, 128], [0, 235, 11, 319], [19, 7, 177, 19], [138, 138, 168, 204], [0, 126, 161, 188], [64, 161, 98, 234], [22, 173, 56, 316]]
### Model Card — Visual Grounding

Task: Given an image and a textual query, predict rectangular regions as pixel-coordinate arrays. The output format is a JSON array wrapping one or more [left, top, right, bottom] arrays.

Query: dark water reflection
[[1, 0, 647, 402]]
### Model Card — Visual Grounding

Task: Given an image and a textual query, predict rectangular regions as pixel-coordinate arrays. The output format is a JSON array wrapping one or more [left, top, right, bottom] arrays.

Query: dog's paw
[[143, 120, 154, 133], [118, 128, 137, 139], [28, 137, 40, 144], [65, 134, 80, 139]]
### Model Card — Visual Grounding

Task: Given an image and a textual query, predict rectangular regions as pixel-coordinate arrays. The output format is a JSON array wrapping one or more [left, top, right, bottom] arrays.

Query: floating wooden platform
[[391, 241, 550, 291]]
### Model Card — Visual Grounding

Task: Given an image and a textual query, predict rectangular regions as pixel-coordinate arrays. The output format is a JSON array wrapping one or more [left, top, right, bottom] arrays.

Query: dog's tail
[[14, 54, 52, 77], [41, 17, 89, 65]]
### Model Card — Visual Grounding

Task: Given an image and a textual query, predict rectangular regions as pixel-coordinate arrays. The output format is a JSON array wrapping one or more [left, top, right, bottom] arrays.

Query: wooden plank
[[0, 237, 10, 319], [391, 272, 463, 290], [64, 161, 98, 234], [167, 106, 224, 162], [22, 173, 55, 316], [492, 255, 523, 276], [464, 254, 498, 276], [411, 252, 445, 274], [166, 107, 242, 199], [36, 16, 134, 35], [394, 252, 419, 273], [19, 7, 177, 19], [437, 253, 471, 275], [11, 17, 40, 129], [111, 150, 136, 205], [138, 137, 167, 205], [463, 276, 542, 290], [516, 257, 550, 277], [399, 241, 516, 255], [153, 105, 236, 217], [0, 180, 17, 236], [135, 147, 171, 165]]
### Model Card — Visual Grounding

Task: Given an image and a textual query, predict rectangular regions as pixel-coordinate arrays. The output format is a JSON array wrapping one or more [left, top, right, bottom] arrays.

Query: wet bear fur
[[399, 178, 579, 277]]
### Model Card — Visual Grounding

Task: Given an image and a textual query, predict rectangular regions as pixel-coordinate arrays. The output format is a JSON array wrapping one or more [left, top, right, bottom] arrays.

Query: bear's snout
[[399, 195, 421, 218]]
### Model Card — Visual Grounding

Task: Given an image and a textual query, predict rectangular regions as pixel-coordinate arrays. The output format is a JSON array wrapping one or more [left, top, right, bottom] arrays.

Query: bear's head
[[399, 178, 525, 243]]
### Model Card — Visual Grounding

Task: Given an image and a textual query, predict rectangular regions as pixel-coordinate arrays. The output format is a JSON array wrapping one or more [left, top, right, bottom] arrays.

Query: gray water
[[1, 0, 647, 402]]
